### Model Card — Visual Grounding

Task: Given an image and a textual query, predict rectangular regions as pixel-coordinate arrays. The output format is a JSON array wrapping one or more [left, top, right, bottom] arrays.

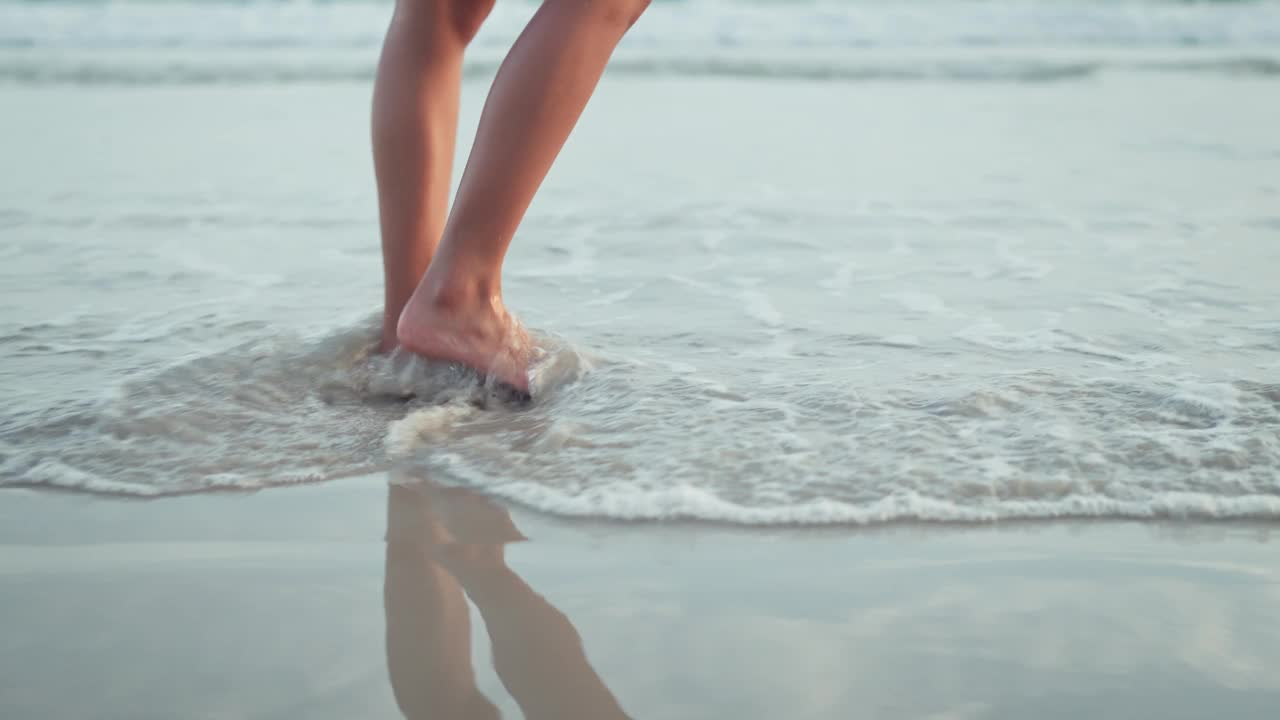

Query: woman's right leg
[[373, 0, 495, 352], [396, 0, 652, 392]]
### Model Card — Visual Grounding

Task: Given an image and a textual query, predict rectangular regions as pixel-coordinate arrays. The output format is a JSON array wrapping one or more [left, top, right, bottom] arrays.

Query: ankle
[[414, 270, 503, 315]]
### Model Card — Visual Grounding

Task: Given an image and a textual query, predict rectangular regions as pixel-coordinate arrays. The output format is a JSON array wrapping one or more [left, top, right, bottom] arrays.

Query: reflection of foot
[[385, 483, 456, 546], [396, 286, 532, 393], [423, 485, 528, 547], [436, 542, 506, 581]]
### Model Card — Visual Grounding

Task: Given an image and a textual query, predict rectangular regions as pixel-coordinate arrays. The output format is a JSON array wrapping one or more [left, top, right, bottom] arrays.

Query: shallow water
[[2, 0, 1279, 523]]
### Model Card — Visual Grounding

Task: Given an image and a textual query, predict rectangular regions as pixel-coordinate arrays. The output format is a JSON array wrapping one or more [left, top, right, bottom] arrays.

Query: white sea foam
[[472, 483, 1280, 525], [385, 404, 479, 459]]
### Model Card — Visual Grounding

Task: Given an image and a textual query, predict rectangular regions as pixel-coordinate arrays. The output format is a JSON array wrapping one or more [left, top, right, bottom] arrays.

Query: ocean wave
[[3, 54, 1278, 86], [6, 0, 1280, 88], [4, 0, 1280, 52]]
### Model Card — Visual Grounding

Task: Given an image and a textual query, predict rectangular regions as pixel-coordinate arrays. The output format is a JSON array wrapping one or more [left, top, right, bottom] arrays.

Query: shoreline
[[5, 477, 1279, 534]]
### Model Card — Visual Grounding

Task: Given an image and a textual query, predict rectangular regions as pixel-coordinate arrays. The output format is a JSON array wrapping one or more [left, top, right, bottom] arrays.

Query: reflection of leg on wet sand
[[440, 543, 631, 720], [385, 483, 500, 719], [384, 476, 630, 720]]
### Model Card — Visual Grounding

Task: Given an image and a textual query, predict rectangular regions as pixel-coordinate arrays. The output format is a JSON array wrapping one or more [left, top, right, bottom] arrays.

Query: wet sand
[[1, 478, 1276, 719]]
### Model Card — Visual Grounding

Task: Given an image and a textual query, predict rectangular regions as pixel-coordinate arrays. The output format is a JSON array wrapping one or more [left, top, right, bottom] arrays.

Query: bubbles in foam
[[386, 405, 479, 460]]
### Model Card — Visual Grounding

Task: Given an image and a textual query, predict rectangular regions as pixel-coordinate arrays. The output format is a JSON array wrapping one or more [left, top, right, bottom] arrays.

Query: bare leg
[[373, 0, 495, 351], [397, 0, 652, 391]]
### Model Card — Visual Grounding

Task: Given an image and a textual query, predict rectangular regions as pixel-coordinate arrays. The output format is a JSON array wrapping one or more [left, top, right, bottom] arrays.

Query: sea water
[[2, 0, 1278, 523]]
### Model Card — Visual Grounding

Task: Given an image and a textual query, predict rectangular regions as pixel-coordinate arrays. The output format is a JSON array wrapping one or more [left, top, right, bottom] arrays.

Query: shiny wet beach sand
[[2, 478, 1276, 719]]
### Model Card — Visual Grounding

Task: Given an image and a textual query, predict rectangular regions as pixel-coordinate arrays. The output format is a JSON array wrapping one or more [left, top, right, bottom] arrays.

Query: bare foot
[[378, 316, 400, 354], [396, 286, 533, 394]]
